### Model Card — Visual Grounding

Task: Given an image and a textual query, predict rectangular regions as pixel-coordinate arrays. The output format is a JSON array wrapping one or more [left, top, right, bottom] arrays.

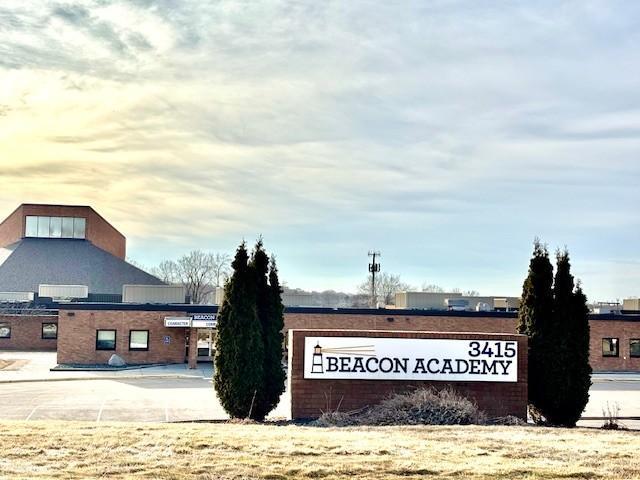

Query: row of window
[[602, 338, 640, 357], [0, 322, 57, 339], [96, 329, 149, 351], [24, 216, 86, 239], [1, 325, 638, 359]]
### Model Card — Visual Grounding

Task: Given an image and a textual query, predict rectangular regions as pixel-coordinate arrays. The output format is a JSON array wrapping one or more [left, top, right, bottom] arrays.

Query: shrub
[[314, 388, 487, 427]]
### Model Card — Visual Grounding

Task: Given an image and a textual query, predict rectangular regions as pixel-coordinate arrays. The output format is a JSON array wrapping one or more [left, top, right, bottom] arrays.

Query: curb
[[592, 378, 640, 383], [0, 374, 212, 384]]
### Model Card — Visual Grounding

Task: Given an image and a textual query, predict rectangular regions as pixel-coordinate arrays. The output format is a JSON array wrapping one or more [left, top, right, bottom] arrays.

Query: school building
[[0, 203, 639, 372]]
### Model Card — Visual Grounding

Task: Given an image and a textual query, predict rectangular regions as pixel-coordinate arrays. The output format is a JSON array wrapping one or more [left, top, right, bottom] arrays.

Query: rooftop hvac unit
[[38, 284, 88, 300], [123, 284, 186, 304], [0, 291, 35, 303], [445, 298, 469, 311], [475, 302, 491, 312]]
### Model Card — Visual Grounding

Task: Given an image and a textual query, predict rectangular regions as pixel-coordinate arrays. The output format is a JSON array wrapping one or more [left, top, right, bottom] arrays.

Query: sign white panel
[[192, 319, 217, 328], [192, 314, 216, 321], [164, 317, 191, 328], [304, 337, 517, 382]]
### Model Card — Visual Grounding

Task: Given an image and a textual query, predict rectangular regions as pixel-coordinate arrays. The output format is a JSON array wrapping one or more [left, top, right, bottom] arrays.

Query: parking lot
[[0, 377, 291, 422], [0, 351, 638, 426]]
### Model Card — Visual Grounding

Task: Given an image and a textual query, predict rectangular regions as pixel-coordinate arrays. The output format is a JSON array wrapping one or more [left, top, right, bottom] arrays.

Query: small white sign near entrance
[[164, 317, 191, 328], [192, 314, 216, 321], [192, 319, 217, 328], [304, 336, 518, 382], [192, 314, 217, 328]]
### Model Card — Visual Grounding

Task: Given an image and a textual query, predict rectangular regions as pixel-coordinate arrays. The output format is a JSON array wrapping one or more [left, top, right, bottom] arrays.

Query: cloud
[[0, 0, 638, 298]]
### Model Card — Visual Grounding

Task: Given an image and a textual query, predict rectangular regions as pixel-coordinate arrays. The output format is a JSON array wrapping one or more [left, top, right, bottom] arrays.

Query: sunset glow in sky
[[1, 1, 639, 299]]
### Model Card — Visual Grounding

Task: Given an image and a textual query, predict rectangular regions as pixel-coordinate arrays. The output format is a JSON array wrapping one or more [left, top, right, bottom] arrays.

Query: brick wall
[[284, 312, 518, 335], [21, 205, 126, 259], [0, 314, 58, 351], [284, 312, 640, 372], [0, 205, 24, 249], [288, 329, 528, 420], [5, 306, 634, 372], [0, 204, 126, 259], [589, 319, 640, 371], [57, 310, 188, 365]]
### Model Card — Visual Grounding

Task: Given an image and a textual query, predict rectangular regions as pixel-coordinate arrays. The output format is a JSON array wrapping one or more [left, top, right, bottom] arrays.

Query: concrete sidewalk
[[0, 351, 212, 383], [592, 372, 640, 382]]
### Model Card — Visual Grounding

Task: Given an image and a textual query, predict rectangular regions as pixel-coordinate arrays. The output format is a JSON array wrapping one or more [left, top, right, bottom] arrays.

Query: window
[[23, 216, 86, 239], [630, 339, 640, 358], [49, 217, 62, 238], [25, 216, 38, 237], [73, 217, 86, 239], [0, 322, 10, 339], [61, 217, 74, 237], [42, 323, 58, 340], [37, 216, 50, 237], [129, 330, 149, 351], [96, 330, 116, 350], [602, 338, 619, 357]]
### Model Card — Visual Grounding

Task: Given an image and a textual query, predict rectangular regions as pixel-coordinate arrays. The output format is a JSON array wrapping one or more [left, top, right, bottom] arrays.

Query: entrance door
[[196, 328, 216, 362]]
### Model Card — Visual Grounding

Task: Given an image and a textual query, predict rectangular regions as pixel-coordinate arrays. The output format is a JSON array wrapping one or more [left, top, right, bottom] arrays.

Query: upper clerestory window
[[25, 216, 86, 239]]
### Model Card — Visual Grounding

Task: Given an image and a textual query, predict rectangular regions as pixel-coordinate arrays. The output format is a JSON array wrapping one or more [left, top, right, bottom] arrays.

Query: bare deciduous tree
[[211, 252, 231, 287], [151, 250, 231, 304], [150, 260, 179, 283], [421, 283, 444, 293], [357, 272, 412, 306]]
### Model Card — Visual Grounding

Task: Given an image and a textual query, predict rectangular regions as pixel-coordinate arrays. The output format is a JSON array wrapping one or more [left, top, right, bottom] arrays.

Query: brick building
[[0, 204, 163, 301], [0, 304, 620, 371], [0, 204, 638, 374]]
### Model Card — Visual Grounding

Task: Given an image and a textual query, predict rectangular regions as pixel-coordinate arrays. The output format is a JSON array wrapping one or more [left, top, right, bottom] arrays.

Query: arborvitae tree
[[517, 240, 554, 423], [250, 239, 271, 420], [565, 282, 592, 426], [545, 249, 575, 425], [542, 249, 592, 426], [249, 241, 286, 420], [214, 242, 264, 419], [263, 255, 286, 414], [519, 244, 592, 426]]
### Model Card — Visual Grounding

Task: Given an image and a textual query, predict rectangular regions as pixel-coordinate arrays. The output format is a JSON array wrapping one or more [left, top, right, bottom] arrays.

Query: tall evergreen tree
[[517, 240, 554, 423], [565, 282, 592, 426], [214, 242, 264, 419], [250, 239, 271, 420], [545, 249, 575, 425], [519, 243, 592, 426], [263, 255, 286, 414], [544, 249, 592, 426], [249, 241, 286, 420]]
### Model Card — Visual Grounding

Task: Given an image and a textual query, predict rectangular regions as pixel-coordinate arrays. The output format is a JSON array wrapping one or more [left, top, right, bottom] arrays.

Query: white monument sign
[[304, 336, 518, 382]]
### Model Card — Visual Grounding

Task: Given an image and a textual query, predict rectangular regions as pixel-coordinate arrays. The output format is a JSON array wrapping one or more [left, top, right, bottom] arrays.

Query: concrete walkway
[[0, 351, 212, 383]]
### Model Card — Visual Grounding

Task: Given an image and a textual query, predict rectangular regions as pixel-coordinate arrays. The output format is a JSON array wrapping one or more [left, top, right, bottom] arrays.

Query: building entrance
[[197, 328, 216, 362]]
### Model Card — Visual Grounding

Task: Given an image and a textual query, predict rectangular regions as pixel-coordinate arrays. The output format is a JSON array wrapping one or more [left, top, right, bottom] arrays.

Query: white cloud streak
[[0, 0, 638, 299]]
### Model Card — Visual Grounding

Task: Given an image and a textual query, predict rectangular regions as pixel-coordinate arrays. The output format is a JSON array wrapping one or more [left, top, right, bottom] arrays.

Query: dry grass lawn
[[0, 421, 639, 479]]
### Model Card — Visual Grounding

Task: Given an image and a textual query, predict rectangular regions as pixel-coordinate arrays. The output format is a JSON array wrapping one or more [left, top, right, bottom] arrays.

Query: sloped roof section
[[0, 238, 164, 295]]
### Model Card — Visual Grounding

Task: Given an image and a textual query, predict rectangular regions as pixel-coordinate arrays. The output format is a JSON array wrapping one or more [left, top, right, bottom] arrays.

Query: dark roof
[[50, 303, 640, 322], [0, 238, 164, 295]]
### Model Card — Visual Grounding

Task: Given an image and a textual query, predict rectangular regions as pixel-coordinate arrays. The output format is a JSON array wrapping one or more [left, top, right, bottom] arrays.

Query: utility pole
[[368, 251, 381, 307]]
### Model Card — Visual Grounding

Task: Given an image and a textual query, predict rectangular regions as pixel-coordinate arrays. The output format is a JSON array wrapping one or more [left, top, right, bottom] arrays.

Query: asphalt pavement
[[1, 351, 639, 426]]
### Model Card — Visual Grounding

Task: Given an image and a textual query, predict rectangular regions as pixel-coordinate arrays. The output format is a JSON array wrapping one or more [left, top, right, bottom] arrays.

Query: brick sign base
[[288, 329, 528, 420]]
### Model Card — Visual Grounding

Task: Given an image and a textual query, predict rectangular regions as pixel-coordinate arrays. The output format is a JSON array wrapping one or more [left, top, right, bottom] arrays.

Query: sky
[[0, 1, 639, 300]]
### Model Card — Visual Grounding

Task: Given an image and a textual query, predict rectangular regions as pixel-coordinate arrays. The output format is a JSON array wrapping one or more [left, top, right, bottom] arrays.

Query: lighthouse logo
[[309, 340, 376, 375]]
